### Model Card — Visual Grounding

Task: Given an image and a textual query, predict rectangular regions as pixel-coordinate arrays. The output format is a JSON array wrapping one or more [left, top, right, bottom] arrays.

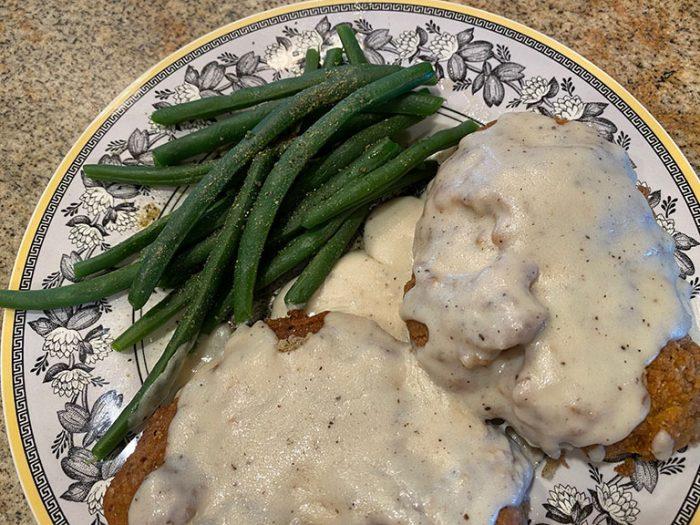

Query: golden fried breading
[[265, 309, 328, 340], [495, 505, 527, 525], [103, 401, 177, 525], [605, 336, 700, 461], [404, 275, 429, 346]]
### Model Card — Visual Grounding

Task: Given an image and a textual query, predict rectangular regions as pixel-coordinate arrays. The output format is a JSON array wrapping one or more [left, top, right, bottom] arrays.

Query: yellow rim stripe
[[2, 1, 697, 523]]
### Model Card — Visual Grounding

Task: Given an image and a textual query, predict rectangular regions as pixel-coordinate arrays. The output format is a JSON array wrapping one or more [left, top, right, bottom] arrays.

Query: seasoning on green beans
[[152, 100, 281, 166], [301, 119, 479, 228], [130, 65, 401, 310], [151, 64, 390, 125]]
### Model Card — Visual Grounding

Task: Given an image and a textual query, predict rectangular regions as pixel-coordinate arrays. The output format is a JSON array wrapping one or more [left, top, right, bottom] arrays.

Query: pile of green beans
[[230, 62, 437, 322], [130, 65, 402, 311], [0, 24, 483, 460]]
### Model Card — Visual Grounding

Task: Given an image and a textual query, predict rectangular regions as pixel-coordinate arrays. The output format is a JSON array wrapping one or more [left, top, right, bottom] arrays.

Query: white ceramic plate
[[3, 1, 699, 523]]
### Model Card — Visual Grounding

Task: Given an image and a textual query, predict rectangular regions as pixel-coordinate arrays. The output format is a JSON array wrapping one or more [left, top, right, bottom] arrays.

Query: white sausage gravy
[[129, 313, 531, 524], [401, 112, 692, 456], [126, 112, 691, 523]]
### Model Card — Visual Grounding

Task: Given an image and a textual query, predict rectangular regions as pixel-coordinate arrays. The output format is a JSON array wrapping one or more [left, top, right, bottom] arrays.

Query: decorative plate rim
[[2, 0, 698, 523]]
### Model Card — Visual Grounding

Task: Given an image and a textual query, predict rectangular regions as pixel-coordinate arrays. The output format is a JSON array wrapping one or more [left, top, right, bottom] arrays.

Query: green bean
[[279, 138, 402, 240], [158, 234, 218, 289], [231, 62, 437, 322], [302, 119, 479, 228], [336, 24, 367, 65], [322, 113, 386, 150], [112, 277, 197, 352], [130, 65, 401, 310], [323, 47, 343, 67], [370, 91, 444, 117], [152, 100, 281, 166], [93, 147, 276, 459], [303, 48, 320, 73], [0, 265, 138, 310], [0, 229, 220, 311], [258, 212, 349, 288], [73, 192, 234, 280], [206, 177, 341, 325], [298, 114, 420, 193], [83, 161, 214, 185], [354, 160, 438, 209], [151, 65, 391, 125], [285, 206, 369, 305]]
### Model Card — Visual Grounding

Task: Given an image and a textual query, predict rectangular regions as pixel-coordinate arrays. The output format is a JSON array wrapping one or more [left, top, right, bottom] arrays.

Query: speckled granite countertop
[[0, 0, 697, 522]]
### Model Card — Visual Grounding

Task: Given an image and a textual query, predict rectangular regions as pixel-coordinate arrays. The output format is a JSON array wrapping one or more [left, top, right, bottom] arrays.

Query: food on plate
[[4, 21, 699, 524], [273, 196, 423, 340], [104, 312, 531, 525], [401, 112, 696, 456], [1, 27, 488, 458]]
